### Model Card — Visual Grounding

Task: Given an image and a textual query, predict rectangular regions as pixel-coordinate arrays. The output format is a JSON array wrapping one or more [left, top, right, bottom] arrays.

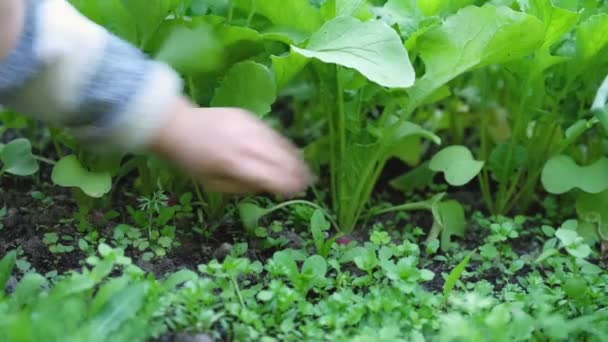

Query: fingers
[[242, 139, 311, 188], [203, 177, 261, 194], [221, 155, 310, 195], [150, 103, 313, 195]]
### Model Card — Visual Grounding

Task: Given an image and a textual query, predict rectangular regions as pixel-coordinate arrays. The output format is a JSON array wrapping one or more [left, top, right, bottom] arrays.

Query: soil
[[1, 155, 606, 341], [0, 155, 574, 278]]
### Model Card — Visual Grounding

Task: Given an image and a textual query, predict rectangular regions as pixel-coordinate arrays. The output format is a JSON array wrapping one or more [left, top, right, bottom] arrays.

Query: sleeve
[[0, 0, 183, 153]]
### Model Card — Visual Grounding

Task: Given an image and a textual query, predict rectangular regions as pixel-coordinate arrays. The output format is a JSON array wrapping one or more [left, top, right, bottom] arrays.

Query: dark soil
[[0, 174, 228, 278], [0, 177, 84, 274]]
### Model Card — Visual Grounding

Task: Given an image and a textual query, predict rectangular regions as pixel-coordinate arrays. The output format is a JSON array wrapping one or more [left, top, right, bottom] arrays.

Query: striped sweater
[[0, 0, 182, 152]]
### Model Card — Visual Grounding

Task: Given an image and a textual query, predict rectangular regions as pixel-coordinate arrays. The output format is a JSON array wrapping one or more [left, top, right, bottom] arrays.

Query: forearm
[[0, 0, 183, 153], [0, 0, 24, 60]]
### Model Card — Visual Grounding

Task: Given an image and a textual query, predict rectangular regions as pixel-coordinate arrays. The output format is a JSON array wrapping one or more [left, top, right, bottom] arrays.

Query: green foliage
[[555, 220, 592, 258], [542, 155, 608, 194], [408, 5, 544, 108], [0, 244, 194, 342], [3, 1, 608, 340], [292, 16, 415, 88], [210, 61, 277, 117], [443, 249, 475, 299], [429, 145, 484, 186], [51, 156, 112, 198], [0, 138, 39, 176], [155, 20, 224, 74], [310, 209, 335, 258]]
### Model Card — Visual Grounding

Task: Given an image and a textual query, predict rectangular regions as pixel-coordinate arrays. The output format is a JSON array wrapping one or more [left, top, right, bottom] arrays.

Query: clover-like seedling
[[555, 220, 591, 259], [429, 145, 484, 186]]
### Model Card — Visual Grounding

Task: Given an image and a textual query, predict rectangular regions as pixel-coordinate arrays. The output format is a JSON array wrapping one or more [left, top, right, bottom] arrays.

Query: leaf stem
[[246, 0, 256, 27], [231, 276, 246, 308], [264, 199, 339, 232], [369, 193, 445, 217], [227, 1, 234, 25], [33, 155, 55, 165]]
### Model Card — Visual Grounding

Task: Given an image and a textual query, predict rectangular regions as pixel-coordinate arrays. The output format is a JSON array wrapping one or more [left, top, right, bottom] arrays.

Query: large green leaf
[[292, 16, 415, 88], [211, 61, 277, 117], [576, 13, 608, 63], [120, 0, 184, 43], [155, 20, 224, 75], [409, 5, 544, 106], [541, 155, 608, 194], [372, 0, 426, 38], [429, 145, 484, 186], [51, 156, 112, 198], [0, 138, 39, 176], [271, 50, 310, 89], [416, 0, 474, 17], [488, 143, 528, 183], [234, 0, 323, 34], [528, 0, 579, 50], [87, 283, 148, 341], [321, 0, 371, 20]]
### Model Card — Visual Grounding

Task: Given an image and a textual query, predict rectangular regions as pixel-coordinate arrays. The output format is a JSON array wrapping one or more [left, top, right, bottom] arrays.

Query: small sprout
[[555, 222, 592, 259], [370, 230, 391, 246]]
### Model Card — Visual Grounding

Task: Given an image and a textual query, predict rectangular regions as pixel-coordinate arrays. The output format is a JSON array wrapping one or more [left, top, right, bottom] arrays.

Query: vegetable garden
[[1, 0, 608, 341]]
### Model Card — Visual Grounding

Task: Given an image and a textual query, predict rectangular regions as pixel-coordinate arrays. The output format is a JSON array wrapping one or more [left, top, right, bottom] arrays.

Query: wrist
[[147, 95, 194, 158]]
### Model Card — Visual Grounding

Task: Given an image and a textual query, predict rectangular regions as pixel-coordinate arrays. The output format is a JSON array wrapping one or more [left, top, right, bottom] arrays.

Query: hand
[[149, 97, 312, 195]]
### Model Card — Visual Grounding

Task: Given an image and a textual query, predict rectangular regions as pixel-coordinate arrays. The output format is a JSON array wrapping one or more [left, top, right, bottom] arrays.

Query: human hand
[[149, 97, 312, 195]]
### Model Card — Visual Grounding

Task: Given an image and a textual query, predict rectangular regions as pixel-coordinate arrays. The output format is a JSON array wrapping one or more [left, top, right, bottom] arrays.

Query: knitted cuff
[[0, 0, 183, 153]]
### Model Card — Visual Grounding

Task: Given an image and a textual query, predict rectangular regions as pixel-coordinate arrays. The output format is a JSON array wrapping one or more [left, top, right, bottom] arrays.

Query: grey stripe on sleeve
[[0, 0, 42, 101], [70, 34, 151, 128]]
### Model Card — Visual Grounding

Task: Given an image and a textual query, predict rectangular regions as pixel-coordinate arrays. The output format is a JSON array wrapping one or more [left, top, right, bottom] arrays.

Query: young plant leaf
[[0, 138, 39, 176], [211, 61, 277, 117], [0, 250, 17, 293], [437, 200, 465, 251], [301, 255, 327, 285], [271, 250, 299, 281], [555, 226, 592, 259], [443, 249, 475, 298], [10, 273, 48, 308], [353, 247, 379, 273], [51, 156, 112, 198], [292, 16, 415, 88], [237, 202, 267, 231], [389, 161, 436, 193], [576, 189, 608, 241], [162, 269, 198, 291], [429, 145, 484, 186], [541, 155, 608, 194], [488, 143, 528, 183], [87, 283, 148, 341], [310, 209, 331, 257]]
